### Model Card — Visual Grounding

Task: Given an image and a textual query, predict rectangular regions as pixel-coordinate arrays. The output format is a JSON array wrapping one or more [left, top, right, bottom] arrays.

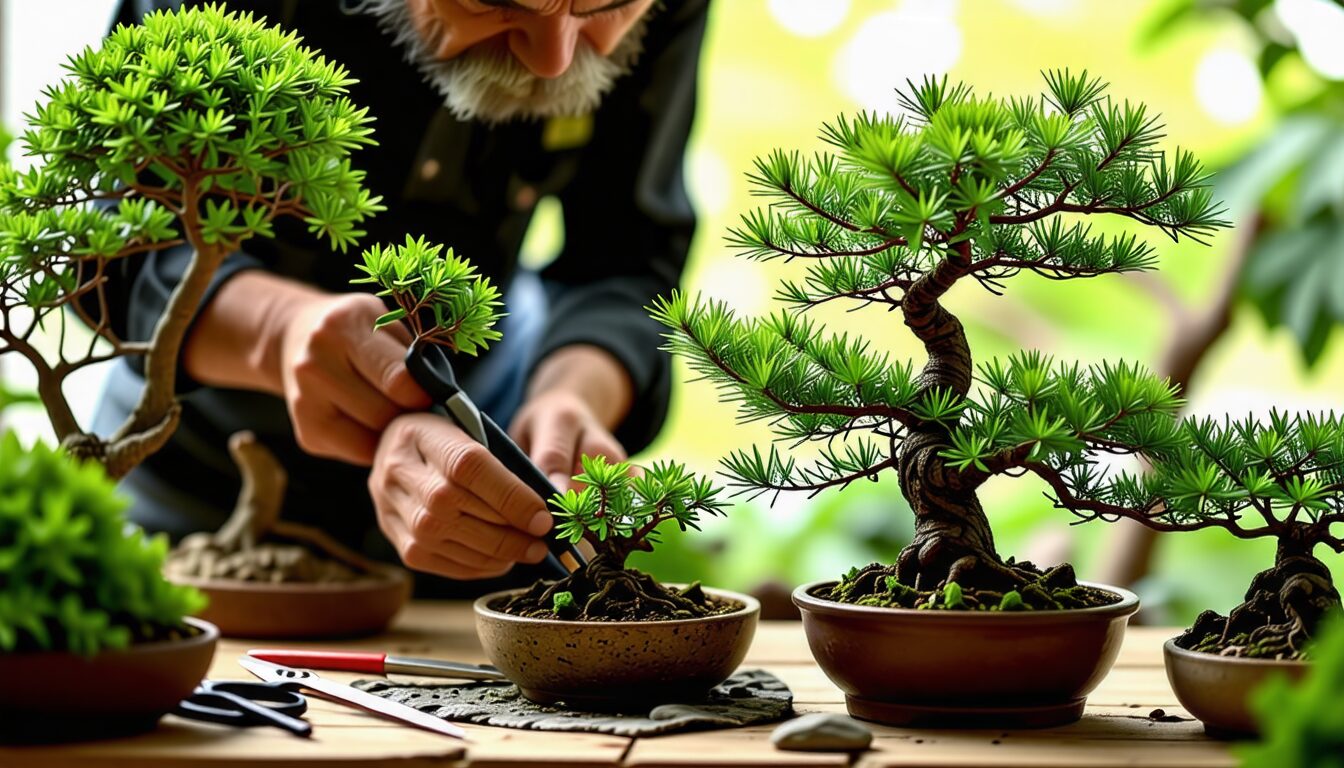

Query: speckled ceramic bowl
[[474, 586, 759, 710]]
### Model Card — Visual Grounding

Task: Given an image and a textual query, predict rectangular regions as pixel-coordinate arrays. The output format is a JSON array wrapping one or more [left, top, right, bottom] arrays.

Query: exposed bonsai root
[[165, 431, 376, 584], [1177, 554, 1341, 660], [829, 558, 1117, 611], [496, 555, 736, 621]]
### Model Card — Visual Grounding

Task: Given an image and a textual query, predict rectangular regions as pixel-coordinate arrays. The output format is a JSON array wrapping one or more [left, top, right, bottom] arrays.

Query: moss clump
[[0, 432, 205, 655]]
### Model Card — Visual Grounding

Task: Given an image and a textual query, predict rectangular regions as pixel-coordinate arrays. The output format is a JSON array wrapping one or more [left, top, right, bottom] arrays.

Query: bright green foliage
[[1242, 616, 1344, 768], [551, 455, 727, 563], [352, 235, 503, 355], [2, 3, 379, 257], [0, 432, 205, 655], [652, 71, 1227, 500], [1054, 411, 1344, 540], [0, 3, 382, 466], [943, 352, 1185, 473]]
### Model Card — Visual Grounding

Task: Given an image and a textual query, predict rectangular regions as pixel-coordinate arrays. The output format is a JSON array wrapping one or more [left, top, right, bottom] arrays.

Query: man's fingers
[[437, 436, 551, 536], [576, 429, 627, 473], [453, 514, 549, 564], [351, 330, 430, 410], [379, 512, 509, 579], [435, 541, 517, 573]]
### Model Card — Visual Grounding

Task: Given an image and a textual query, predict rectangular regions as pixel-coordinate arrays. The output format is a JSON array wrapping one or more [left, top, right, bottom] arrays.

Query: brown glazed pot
[[1163, 638, 1309, 738], [0, 617, 218, 741], [794, 580, 1139, 728], [474, 586, 760, 710], [170, 564, 410, 638]]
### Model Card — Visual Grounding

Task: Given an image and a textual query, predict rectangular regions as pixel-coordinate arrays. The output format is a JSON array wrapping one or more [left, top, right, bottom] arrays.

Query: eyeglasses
[[462, 0, 644, 18]]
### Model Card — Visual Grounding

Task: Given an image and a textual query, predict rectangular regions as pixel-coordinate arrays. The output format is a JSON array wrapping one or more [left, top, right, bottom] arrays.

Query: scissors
[[404, 342, 588, 575], [174, 679, 311, 737]]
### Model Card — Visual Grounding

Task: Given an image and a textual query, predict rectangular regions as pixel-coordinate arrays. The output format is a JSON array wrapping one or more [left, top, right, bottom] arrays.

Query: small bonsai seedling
[[650, 71, 1229, 610], [500, 455, 730, 620], [0, 430, 204, 654], [358, 240, 731, 620], [0, 4, 379, 478]]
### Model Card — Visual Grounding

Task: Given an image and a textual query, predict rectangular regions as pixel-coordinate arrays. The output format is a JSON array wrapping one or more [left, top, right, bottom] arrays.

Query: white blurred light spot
[[767, 0, 850, 38], [687, 147, 730, 216], [1194, 49, 1262, 125], [834, 2, 962, 114], [1275, 0, 1344, 80]]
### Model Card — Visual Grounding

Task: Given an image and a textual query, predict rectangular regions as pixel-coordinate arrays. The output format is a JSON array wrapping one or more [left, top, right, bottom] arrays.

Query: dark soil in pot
[[476, 582, 760, 711], [0, 617, 218, 742], [794, 578, 1138, 728], [494, 555, 737, 621]]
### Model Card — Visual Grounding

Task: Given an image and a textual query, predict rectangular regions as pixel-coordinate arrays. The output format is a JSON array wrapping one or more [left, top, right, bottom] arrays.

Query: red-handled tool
[[247, 650, 508, 681]]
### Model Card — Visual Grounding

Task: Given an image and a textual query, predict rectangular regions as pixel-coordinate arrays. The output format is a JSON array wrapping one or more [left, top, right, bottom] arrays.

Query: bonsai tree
[[650, 71, 1230, 610], [358, 239, 730, 621], [0, 3, 379, 478], [1052, 411, 1342, 658], [0, 429, 204, 654], [502, 455, 729, 620]]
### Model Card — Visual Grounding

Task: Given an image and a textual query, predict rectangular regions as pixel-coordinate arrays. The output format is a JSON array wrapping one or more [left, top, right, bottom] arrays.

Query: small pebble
[[771, 713, 873, 752]]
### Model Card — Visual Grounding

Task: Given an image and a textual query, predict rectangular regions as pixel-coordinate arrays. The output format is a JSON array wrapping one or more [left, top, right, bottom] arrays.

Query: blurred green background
[[3, 0, 1343, 623]]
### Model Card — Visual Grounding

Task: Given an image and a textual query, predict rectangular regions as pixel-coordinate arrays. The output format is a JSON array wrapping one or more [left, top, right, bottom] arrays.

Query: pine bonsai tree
[[651, 71, 1231, 610], [0, 4, 380, 478], [502, 455, 729, 620]]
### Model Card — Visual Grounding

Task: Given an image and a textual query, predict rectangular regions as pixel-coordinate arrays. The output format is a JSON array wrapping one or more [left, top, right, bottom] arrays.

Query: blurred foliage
[[1146, 0, 1344, 365], [0, 431, 204, 655], [1242, 614, 1344, 767]]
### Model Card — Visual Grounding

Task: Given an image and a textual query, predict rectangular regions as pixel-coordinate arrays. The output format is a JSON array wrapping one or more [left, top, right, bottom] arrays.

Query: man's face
[[410, 0, 657, 79], [370, 0, 657, 123]]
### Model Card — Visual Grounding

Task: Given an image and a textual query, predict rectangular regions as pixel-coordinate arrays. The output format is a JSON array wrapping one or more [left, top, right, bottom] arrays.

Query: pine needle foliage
[[0, 432, 205, 655], [551, 455, 727, 565], [653, 71, 1229, 506], [352, 235, 503, 355]]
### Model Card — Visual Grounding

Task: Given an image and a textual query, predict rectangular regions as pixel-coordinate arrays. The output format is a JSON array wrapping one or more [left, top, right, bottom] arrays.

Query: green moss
[[0, 432, 204, 655]]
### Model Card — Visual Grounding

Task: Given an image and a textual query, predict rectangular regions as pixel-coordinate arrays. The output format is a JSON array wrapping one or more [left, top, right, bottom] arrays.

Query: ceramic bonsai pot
[[1163, 638, 1309, 738], [169, 565, 410, 638], [0, 617, 219, 741], [793, 580, 1139, 728], [474, 586, 760, 710]]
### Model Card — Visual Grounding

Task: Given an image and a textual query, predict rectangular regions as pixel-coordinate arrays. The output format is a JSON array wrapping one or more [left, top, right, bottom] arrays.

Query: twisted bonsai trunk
[[1180, 535, 1341, 659]]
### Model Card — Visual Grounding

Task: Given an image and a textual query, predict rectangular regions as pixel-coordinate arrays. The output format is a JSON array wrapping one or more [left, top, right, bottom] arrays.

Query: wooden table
[[4, 602, 1238, 767]]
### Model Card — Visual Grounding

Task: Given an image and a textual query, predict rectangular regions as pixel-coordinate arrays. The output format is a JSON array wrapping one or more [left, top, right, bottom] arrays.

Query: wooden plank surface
[[0, 604, 1237, 767]]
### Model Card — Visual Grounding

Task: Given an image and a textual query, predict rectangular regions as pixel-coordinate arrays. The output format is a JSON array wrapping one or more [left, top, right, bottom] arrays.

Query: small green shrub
[[0, 432, 204, 655]]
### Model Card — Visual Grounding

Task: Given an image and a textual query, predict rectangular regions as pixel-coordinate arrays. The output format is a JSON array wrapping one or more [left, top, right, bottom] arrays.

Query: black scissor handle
[[176, 681, 311, 737]]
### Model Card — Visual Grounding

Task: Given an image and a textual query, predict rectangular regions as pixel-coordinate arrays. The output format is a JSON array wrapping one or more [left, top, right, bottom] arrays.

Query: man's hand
[[509, 344, 634, 491], [369, 413, 553, 579], [278, 293, 430, 465]]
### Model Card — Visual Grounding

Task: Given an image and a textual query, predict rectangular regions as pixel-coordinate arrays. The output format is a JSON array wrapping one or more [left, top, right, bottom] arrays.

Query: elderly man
[[97, 0, 707, 593]]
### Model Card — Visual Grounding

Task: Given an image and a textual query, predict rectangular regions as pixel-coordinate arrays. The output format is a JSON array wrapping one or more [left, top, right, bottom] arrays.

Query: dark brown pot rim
[[168, 563, 409, 595], [793, 579, 1139, 622], [1162, 637, 1312, 668], [474, 584, 761, 627], [0, 616, 219, 661]]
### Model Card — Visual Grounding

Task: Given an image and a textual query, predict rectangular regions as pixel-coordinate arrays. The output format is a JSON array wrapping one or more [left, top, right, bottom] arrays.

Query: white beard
[[355, 0, 647, 124]]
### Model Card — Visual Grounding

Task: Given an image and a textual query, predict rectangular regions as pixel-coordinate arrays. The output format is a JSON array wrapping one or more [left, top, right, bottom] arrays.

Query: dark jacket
[[99, 0, 706, 559]]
